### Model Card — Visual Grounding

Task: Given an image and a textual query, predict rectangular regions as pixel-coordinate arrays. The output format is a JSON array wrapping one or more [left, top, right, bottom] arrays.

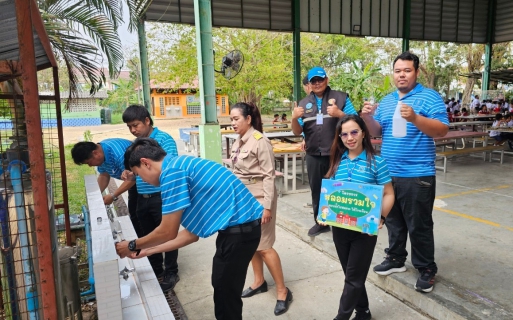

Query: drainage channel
[[165, 289, 188, 320]]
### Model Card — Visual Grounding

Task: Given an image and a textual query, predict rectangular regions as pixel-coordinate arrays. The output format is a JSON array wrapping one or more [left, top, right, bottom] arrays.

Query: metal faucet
[[119, 266, 135, 281]]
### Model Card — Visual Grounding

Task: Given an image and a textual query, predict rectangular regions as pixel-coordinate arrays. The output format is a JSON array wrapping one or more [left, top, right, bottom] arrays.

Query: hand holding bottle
[[399, 103, 417, 122], [361, 100, 378, 118]]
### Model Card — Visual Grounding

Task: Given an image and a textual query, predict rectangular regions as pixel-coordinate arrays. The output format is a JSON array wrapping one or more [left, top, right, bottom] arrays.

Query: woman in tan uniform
[[230, 102, 292, 316]]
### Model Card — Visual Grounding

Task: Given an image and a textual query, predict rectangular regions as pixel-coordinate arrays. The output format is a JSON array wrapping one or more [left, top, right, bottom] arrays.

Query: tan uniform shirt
[[231, 127, 275, 209]]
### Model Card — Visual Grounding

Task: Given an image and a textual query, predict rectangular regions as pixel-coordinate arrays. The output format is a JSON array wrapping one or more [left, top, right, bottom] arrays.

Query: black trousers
[[386, 176, 438, 272], [137, 193, 178, 275], [305, 154, 331, 223], [127, 185, 143, 238], [212, 224, 261, 320], [333, 227, 377, 320]]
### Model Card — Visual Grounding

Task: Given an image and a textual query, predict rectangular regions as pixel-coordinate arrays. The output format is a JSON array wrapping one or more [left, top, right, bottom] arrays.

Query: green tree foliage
[[410, 41, 461, 96], [101, 78, 138, 113], [146, 25, 398, 111], [329, 62, 394, 110], [38, 0, 148, 101], [145, 23, 513, 112]]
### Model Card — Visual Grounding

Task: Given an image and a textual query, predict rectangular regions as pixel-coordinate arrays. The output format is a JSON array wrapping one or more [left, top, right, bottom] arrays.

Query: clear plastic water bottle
[[392, 101, 407, 137]]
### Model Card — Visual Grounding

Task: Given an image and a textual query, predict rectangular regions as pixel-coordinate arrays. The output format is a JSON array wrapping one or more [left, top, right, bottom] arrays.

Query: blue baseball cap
[[307, 67, 327, 81]]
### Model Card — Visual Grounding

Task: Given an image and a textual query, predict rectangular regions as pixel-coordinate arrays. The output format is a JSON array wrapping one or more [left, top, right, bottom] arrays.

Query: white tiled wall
[[85, 175, 174, 320]]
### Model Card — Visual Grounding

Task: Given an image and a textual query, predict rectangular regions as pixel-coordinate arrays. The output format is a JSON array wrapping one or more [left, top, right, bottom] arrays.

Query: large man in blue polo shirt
[[115, 138, 263, 320], [361, 51, 449, 293], [71, 138, 135, 205], [292, 66, 358, 237], [122, 104, 180, 292]]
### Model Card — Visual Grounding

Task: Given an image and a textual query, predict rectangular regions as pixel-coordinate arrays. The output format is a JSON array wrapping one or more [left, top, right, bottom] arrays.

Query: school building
[[149, 80, 229, 119]]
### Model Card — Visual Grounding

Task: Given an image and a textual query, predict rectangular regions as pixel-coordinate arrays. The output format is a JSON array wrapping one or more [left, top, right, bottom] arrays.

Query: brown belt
[[241, 177, 263, 185]]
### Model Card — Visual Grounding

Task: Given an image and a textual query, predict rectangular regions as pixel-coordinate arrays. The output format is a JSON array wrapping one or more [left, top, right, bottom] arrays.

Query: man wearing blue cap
[[292, 67, 358, 237]]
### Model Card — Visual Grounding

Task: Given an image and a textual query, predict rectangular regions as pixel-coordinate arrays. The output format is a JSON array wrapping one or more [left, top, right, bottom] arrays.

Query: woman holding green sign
[[321, 114, 395, 320]]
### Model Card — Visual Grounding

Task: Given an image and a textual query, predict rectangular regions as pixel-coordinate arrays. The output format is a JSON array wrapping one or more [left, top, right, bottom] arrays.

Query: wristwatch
[[128, 239, 137, 252], [381, 215, 387, 221], [112, 195, 118, 201]]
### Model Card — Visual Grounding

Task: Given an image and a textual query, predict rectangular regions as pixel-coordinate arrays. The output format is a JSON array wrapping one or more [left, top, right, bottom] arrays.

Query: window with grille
[[221, 97, 227, 114], [164, 96, 180, 106], [159, 97, 164, 115], [68, 99, 98, 112], [186, 106, 201, 114]]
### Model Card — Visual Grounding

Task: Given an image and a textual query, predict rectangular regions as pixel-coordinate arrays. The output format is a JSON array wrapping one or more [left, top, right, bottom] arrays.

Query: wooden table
[[434, 130, 489, 149], [191, 123, 232, 129], [224, 132, 301, 157], [453, 115, 496, 121], [449, 121, 493, 131], [486, 127, 513, 133], [371, 131, 490, 150], [264, 123, 288, 128], [272, 143, 306, 194]]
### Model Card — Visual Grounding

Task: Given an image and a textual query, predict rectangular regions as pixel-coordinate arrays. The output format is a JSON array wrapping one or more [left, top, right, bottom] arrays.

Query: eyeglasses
[[310, 77, 325, 85], [339, 129, 361, 140]]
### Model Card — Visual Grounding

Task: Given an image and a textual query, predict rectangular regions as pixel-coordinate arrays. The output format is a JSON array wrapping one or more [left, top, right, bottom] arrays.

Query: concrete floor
[[273, 152, 513, 320], [175, 226, 429, 320], [173, 138, 513, 319]]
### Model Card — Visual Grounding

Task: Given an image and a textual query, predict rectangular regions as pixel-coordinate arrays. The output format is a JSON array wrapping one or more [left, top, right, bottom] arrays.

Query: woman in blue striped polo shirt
[[321, 115, 395, 320]]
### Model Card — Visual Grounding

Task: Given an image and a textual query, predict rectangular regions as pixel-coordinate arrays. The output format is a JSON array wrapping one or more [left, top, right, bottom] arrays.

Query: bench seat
[[436, 146, 504, 173]]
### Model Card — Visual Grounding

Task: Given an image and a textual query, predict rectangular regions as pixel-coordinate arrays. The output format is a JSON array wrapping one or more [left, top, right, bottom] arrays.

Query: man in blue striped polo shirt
[[116, 138, 263, 320], [361, 51, 449, 293], [122, 104, 180, 292], [71, 138, 135, 204]]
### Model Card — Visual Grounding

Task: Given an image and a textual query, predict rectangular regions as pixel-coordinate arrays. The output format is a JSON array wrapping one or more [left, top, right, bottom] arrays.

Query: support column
[[483, 44, 492, 92], [138, 19, 152, 111], [402, 0, 411, 52], [16, 0, 57, 318], [195, 0, 221, 162], [482, 0, 496, 92], [292, 0, 301, 102]]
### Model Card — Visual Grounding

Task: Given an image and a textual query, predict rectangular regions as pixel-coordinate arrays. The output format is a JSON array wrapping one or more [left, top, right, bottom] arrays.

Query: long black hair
[[325, 114, 376, 178], [230, 102, 263, 133]]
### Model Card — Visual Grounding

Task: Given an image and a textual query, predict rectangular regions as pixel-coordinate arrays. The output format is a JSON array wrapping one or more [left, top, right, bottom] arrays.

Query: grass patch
[[63, 144, 95, 214], [111, 112, 123, 124]]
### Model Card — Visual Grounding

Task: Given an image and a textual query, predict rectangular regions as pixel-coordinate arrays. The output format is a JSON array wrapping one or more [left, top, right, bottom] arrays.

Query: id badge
[[316, 113, 323, 125]]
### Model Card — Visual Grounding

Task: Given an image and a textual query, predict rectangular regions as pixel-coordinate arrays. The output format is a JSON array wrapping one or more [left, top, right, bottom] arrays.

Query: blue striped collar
[[341, 150, 367, 161], [97, 143, 108, 165], [392, 83, 424, 100], [149, 127, 159, 138]]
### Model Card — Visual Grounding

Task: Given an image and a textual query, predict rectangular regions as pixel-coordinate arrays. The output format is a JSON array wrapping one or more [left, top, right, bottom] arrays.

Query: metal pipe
[[0, 188, 20, 319], [80, 206, 95, 298], [9, 162, 38, 319]]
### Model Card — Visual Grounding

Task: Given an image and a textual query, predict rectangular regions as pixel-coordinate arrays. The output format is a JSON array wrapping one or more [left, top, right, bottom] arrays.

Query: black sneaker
[[351, 309, 372, 320], [508, 140, 513, 150], [308, 224, 330, 237], [160, 272, 180, 292], [415, 268, 436, 293], [373, 256, 406, 276]]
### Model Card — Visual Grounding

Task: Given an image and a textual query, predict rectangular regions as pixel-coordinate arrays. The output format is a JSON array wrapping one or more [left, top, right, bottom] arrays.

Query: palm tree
[[37, 0, 149, 99]]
